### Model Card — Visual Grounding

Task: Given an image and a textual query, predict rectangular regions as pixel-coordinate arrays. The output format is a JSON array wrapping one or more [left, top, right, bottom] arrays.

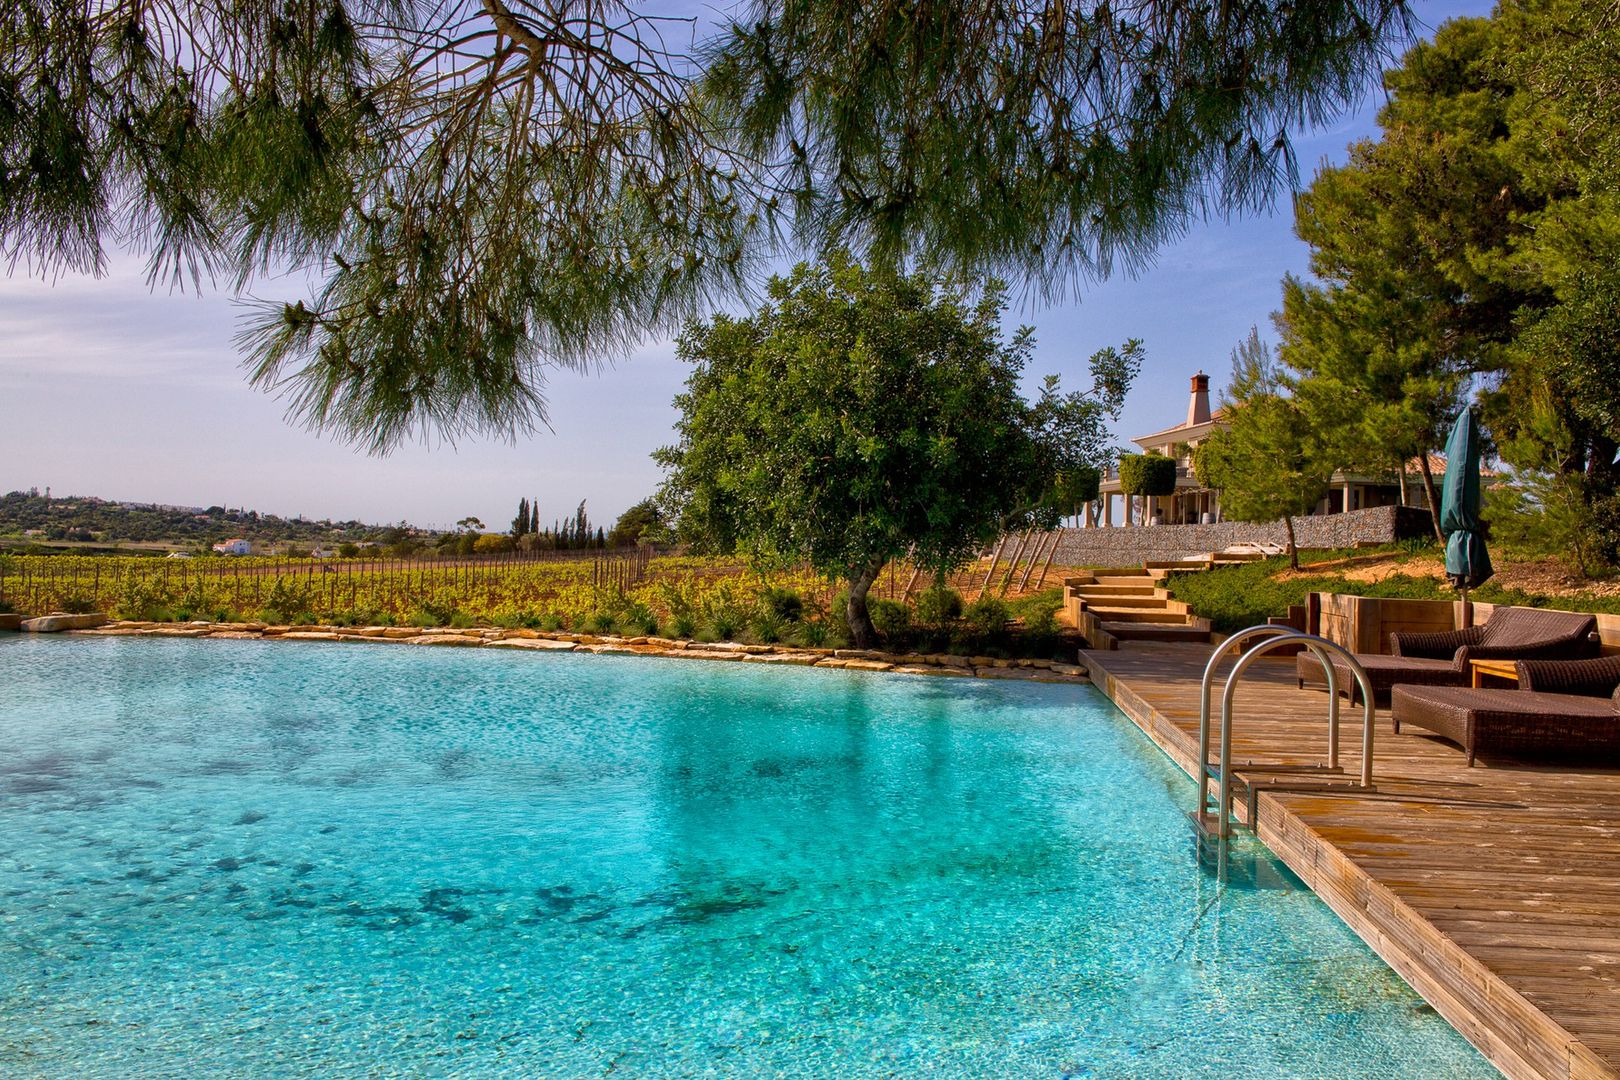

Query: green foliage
[[707, 1, 1411, 291], [915, 586, 964, 626], [657, 255, 1134, 646], [1275, 7, 1620, 571], [867, 598, 911, 640], [749, 609, 785, 644], [111, 575, 165, 621], [1007, 589, 1064, 632], [1053, 467, 1101, 509], [581, 610, 619, 635], [618, 601, 659, 637], [1167, 548, 1620, 633], [4, 0, 1409, 451], [963, 595, 1009, 637], [759, 586, 804, 622], [1164, 557, 1445, 633], [1196, 331, 1332, 568], [607, 500, 664, 548], [407, 602, 458, 628], [1116, 453, 1178, 498], [0, 490, 378, 549], [792, 619, 831, 648]]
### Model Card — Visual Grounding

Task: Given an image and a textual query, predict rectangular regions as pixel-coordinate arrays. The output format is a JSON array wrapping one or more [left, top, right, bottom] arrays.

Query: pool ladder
[[1194, 626, 1378, 843]]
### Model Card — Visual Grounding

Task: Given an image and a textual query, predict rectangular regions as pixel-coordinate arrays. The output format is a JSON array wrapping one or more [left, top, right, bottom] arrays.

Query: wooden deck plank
[[1084, 642, 1620, 1080]]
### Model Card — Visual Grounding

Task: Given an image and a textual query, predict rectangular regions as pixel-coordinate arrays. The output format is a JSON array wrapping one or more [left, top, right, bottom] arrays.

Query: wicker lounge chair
[[1295, 605, 1599, 705], [1390, 655, 1620, 765]]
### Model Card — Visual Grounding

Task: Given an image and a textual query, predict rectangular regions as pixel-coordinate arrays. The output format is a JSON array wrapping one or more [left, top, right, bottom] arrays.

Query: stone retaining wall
[[1046, 505, 1433, 567]]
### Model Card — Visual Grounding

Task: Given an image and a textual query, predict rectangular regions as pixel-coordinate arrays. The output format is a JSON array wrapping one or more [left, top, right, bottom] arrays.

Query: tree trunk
[[1417, 453, 1444, 541], [1283, 515, 1300, 570], [845, 558, 885, 649]]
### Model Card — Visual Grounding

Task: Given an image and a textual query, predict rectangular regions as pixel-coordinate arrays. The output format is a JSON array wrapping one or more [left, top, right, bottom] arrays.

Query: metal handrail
[[1196, 626, 1338, 825], [1196, 627, 1376, 838]]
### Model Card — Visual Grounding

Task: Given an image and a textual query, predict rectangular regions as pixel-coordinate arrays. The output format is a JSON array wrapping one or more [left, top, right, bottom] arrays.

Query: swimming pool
[[1, 636, 1493, 1077]]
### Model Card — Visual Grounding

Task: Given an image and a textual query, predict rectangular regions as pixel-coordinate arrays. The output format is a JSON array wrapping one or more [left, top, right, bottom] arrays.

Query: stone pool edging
[[58, 620, 1091, 684]]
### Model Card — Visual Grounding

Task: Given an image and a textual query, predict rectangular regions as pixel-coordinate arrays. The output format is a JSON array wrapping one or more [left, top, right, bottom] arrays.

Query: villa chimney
[[1187, 371, 1211, 427]]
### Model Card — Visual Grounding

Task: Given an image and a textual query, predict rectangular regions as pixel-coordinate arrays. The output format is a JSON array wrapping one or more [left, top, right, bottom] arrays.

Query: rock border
[[57, 620, 1090, 684]]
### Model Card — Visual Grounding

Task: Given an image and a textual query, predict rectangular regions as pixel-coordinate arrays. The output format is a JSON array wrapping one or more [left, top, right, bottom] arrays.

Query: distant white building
[[212, 538, 252, 555], [1094, 371, 1451, 527]]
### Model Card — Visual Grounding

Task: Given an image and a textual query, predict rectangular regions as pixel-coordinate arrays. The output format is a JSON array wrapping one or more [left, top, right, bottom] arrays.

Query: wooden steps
[[1061, 568, 1211, 647]]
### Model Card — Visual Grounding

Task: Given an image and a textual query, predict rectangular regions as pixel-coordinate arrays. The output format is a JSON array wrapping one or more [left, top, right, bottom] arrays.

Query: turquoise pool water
[[1, 636, 1493, 1078]]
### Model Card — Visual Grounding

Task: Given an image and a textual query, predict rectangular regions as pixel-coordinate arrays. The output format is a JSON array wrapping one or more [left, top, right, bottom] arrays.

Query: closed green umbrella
[[1440, 409, 1493, 610]]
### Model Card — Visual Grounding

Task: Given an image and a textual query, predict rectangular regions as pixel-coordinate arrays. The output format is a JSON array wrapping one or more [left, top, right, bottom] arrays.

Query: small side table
[[1469, 658, 1520, 688]]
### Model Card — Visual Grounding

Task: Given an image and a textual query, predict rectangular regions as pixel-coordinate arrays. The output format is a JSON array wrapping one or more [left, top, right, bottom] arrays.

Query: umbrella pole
[[1459, 585, 1471, 629]]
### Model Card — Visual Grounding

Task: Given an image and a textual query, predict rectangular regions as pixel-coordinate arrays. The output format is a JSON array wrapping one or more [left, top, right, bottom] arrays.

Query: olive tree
[[655, 255, 1134, 647]]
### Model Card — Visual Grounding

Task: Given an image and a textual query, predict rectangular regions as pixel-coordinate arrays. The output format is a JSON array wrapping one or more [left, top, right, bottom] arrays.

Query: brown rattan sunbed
[[1296, 605, 1599, 705], [1390, 655, 1620, 765]]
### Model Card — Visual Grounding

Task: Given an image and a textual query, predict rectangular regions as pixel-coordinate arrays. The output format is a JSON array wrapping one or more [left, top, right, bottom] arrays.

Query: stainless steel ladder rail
[[1196, 626, 1338, 833], [1196, 626, 1377, 839]]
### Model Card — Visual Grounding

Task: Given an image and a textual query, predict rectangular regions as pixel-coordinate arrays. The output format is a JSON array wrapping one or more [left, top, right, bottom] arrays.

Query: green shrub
[[581, 609, 618, 635], [915, 586, 964, 626], [705, 607, 742, 641], [619, 601, 659, 636], [262, 577, 316, 624], [760, 586, 805, 621], [112, 577, 169, 621], [332, 606, 388, 627], [0, 599, 13, 615], [1117, 452, 1178, 497], [1008, 588, 1063, 635], [964, 595, 1009, 636], [793, 619, 830, 647], [537, 612, 565, 632], [751, 609, 785, 643], [868, 597, 911, 639], [663, 612, 697, 639], [407, 606, 446, 628], [699, 581, 754, 641], [59, 594, 98, 614]]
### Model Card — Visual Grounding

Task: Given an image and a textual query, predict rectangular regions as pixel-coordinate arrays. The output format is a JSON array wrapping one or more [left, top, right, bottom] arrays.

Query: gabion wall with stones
[[1041, 506, 1433, 568]]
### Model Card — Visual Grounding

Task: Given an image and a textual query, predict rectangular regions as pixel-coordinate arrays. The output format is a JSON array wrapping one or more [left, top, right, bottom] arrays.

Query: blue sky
[[0, 2, 1491, 531]]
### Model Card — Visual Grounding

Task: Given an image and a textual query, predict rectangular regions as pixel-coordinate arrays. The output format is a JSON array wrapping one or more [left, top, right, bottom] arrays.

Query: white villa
[[1092, 373, 1428, 527], [211, 538, 253, 555]]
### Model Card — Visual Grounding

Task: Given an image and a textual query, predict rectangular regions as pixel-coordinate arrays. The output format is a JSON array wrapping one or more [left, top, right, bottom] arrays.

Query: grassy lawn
[[1164, 543, 1620, 634]]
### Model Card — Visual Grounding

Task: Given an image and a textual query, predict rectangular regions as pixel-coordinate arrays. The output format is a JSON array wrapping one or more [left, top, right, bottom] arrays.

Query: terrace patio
[[1083, 641, 1620, 1080]]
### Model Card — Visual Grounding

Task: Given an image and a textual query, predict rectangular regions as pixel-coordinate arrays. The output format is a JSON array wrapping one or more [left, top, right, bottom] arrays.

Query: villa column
[[1343, 480, 1353, 513], [1103, 495, 1113, 527]]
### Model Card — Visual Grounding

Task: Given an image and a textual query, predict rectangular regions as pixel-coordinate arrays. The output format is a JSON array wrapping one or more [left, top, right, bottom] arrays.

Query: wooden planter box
[[1307, 592, 1620, 655]]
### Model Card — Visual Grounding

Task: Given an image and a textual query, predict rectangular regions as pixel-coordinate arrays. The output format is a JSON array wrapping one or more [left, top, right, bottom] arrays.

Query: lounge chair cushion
[[1391, 606, 1598, 662], [1390, 684, 1620, 766]]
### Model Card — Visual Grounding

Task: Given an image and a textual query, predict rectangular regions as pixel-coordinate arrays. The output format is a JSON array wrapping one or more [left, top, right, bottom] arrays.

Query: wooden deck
[[1083, 643, 1620, 1080]]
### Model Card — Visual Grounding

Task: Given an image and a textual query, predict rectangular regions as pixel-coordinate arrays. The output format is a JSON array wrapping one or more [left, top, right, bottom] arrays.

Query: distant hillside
[[0, 489, 417, 550]]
